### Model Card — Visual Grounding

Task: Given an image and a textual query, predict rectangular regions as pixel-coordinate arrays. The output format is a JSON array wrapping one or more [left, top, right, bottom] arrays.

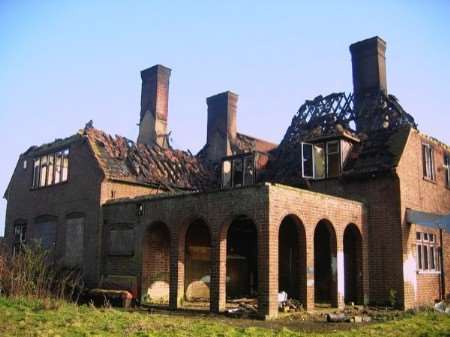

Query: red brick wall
[[4, 138, 103, 284], [102, 183, 365, 318], [397, 129, 450, 307]]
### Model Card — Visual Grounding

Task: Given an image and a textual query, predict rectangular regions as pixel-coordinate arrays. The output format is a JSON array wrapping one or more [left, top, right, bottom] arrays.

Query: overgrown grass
[[0, 244, 83, 301], [0, 296, 449, 337]]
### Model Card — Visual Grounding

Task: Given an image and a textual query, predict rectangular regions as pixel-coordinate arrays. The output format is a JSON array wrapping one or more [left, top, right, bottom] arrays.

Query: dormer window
[[222, 153, 255, 189], [32, 148, 69, 188], [302, 139, 351, 179]]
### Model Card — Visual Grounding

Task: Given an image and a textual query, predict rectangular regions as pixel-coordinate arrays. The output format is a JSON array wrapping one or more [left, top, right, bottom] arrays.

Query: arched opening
[[344, 224, 363, 304], [226, 216, 258, 302], [314, 219, 337, 306], [142, 222, 170, 306], [278, 215, 306, 303], [184, 219, 211, 306]]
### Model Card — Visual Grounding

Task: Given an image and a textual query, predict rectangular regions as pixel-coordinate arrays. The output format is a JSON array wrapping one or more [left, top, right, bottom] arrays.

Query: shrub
[[0, 243, 84, 302]]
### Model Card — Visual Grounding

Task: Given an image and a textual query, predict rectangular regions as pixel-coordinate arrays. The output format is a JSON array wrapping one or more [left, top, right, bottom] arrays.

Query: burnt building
[[3, 37, 450, 319]]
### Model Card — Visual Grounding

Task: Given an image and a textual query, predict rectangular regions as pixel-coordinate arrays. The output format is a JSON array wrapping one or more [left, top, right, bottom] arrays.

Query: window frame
[[416, 231, 440, 273], [13, 222, 27, 256], [444, 153, 450, 188], [301, 139, 344, 180], [31, 147, 70, 189], [221, 153, 256, 189], [422, 143, 435, 181]]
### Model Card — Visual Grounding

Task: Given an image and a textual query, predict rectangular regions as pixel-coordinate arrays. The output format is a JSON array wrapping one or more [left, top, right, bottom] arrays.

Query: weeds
[[0, 243, 84, 302]]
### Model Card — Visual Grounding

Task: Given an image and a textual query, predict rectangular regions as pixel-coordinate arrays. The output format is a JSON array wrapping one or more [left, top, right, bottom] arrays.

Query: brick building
[[3, 36, 450, 319]]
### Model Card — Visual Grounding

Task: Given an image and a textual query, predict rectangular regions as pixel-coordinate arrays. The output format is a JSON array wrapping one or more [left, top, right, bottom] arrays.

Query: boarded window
[[33, 216, 57, 251], [64, 215, 84, 267], [109, 229, 135, 256]]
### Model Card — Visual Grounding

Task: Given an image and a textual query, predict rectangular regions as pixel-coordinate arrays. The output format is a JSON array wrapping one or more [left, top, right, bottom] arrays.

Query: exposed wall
[[311, 175, 403, 307], [102, 183, 365, 319], [396, 129, 450, 308], [4, 138, 103, 284]]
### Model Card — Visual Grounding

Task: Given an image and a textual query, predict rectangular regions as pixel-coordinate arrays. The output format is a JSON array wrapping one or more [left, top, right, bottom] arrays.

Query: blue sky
[[1, 0, 450, 235]]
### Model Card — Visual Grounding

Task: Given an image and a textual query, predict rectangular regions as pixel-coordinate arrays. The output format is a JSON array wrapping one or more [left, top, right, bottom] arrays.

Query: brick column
[[210, 234, 226, 313], [169, 233, 184, 309], [305, 236, 315, 310], [258, 221, 278, 319], [362, 221, 370, 305], [336, 250, 345, 308]]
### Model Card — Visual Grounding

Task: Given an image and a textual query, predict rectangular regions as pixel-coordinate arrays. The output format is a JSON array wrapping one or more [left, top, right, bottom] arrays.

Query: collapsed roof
[[265, 91, 417, 183]]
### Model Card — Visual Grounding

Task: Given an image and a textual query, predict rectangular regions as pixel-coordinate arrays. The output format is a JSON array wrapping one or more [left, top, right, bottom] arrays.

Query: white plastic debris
[[278, 291, 288, 305], [434, 301, 446, 313]]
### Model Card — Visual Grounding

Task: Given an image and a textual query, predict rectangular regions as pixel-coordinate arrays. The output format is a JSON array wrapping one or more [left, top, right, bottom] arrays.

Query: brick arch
[[218, 214, 258, 242], [183, 218, 212, 304], [343, 223, 363, 304], [313, 218, 338, 306], [278, 214, 307, 303], [141, 220, 171, 306]]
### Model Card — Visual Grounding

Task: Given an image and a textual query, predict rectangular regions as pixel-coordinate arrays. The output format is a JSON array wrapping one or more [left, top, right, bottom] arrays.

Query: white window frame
[[301, 142, 315, 179], [416, 231, 440, 273], [444, 153, 450, 188], [422, 143, 435, 181], [326, 140, 340, 178]]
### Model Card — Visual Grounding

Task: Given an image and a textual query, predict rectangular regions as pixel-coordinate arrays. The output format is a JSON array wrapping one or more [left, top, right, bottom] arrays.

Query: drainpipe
[[439, 227, 446, 300]]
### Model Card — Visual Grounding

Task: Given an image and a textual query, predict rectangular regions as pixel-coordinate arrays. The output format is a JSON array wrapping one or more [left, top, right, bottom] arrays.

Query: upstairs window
[[32, 148, 69, 188], [222, 154, 255, 188], [302, 140, 347, 179], [444, 153, 450, 188], [416, 232, 440, 272], [422, 143, 435, 181]]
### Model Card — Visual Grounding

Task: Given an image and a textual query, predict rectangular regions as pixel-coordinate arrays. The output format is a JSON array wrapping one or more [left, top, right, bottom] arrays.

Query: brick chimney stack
[[350, 36, 387, 98], [137, 64, 171, 148], [206, 91, 238, 162]]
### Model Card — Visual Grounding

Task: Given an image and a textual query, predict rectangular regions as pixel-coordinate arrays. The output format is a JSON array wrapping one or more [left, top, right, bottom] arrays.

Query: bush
[[0, 243, 84, 302]]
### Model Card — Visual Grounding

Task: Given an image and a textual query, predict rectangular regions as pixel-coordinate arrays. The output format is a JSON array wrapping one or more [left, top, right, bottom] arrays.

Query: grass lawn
[[0, 297, 449, 337]]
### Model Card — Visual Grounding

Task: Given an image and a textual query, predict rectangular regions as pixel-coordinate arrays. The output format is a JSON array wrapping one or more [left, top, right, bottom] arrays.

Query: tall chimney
[[206, 91, 238, 162], [137, 64, 171, 148], [350, 36, 387, 98]]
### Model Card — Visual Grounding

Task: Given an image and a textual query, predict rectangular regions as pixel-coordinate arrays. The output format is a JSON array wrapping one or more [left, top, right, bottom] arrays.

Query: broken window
[[222, 160, 232, 188], [13, 222, 27, 255], [327, 141, 340, 178], [32, 148, 69, 188], [232, 158, 243, 187], [302, 140, 344, 179], [221, 154, 256, 189], [243, 156, 255, 185], [422, 143, 435, 181], [416, 231, 440, 272], [301, 143, 314, 178], [444, 154, 450, 188]]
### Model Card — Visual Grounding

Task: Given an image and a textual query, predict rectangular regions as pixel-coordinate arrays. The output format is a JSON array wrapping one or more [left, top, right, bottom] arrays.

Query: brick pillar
[[258, 221, 278, 319], [305, 236, 315, 310], [169, 233, 184, 309], [333, 232, 344, 309], [336, 249, 345, 309], [210, 234, 226, 313], [362, 221, 370, 305]]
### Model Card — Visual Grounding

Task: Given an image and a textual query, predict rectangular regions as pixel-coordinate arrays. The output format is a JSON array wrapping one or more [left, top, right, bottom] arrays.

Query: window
[[32, 148, 69, 188], [13, 222, 27, 255], [444, 153, 450, 188], [221, 154, 255, 188], [327, 141, 340, 177], [416, 231, 440, 272], [422, 143, 435, 181], [302, 140, 346, 179]]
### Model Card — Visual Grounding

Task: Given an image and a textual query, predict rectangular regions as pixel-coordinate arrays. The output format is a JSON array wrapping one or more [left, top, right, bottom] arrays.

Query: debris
[[278, 291, 288, 306], [326, 313, 349, 322], [434, 301, 447, 313]]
